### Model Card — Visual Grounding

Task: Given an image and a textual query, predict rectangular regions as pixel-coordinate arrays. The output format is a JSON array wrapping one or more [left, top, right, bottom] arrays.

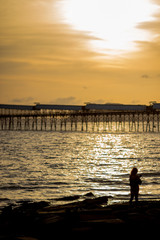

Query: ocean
[[0, 130, 160, 207]]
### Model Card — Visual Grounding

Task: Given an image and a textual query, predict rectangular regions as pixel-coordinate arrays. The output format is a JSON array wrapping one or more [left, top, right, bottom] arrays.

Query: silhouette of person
[[129, 167, 142, 204]]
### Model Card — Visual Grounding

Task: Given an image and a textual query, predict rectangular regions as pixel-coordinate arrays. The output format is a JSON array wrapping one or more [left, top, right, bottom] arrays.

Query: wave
[[116, 172, 160, 178], [0, 184, 68, 191], [141, 172, 160, 177], [84, 177, 129, 186], [0, 198, 10, 202]]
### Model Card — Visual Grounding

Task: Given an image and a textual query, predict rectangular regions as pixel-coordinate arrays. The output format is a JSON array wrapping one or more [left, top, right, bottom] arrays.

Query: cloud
[[84, 99, 108, 104], [135, 2, 160, 69], [0, 23, 101, 78], [131, 100, 140, 104], [136, 3, 160, 34], [82, 86, 88, 90], [137, 20, 160, 33], [12, 97, 35, 104], [0, 0, 59, 26], [49, 97, 81, 105], [151, 0, 160, 5], [141, 74, 150, 78], [0, 61, 32, 75]]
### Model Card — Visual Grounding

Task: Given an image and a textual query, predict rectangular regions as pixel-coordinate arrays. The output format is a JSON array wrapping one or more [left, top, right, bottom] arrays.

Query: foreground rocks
[[0, 194, 160, 239]]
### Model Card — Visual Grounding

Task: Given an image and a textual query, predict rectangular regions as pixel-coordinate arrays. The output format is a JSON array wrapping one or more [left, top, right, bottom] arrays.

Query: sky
[[0, 0, 160, 105]]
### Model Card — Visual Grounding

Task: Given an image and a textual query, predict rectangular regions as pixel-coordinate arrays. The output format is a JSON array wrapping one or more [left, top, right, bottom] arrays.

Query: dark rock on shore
[[0, 195, 160, 239], [54, 191, 94, 201]]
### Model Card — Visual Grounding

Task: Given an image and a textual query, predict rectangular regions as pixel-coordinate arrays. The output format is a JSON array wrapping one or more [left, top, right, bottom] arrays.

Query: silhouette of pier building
[[0, 103, 160, 132]]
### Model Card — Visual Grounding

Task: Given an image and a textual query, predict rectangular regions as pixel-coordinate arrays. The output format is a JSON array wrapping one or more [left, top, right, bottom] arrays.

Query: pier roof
[[0, 104, 33, 110], [85, 104, 146, 111], [35, 104, 83, 111]]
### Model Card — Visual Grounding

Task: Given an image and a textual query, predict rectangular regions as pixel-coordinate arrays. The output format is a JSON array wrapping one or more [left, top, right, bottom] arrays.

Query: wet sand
[[0, 194, 160, 239]]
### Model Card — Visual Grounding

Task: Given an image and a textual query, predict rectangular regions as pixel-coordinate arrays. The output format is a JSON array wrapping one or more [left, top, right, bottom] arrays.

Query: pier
[[0, 103, 160, 132]]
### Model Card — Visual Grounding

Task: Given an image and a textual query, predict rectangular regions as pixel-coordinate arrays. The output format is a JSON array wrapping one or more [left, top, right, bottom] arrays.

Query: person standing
[[130, 167, 142, 204]]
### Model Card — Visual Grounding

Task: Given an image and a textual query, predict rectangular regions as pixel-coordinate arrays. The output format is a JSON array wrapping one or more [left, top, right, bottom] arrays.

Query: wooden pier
[[0, 103, 160, 132]]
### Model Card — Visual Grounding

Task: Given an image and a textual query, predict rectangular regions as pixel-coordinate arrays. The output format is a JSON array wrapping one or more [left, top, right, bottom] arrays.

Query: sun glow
[[60, 0, 158, 56]]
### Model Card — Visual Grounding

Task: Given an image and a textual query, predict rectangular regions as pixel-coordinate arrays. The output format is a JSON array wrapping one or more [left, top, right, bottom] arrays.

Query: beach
[[0, 193, 160, 239]]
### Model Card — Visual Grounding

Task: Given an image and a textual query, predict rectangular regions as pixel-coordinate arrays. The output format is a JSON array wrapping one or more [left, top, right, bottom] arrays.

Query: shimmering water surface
[[0, 131, 160, 207]]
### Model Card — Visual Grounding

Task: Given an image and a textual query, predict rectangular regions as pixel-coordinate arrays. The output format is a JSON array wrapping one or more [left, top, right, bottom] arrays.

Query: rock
[[55, 192, 95, 202], [83, 192, 95, 198], [55, 195, 80, 201], [83, 196, 108, 207]]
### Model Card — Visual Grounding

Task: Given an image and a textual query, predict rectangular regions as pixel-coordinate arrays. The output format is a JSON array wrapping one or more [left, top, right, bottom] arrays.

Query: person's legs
[[135, 190, 139, 203], [130, 191, 134, 204]]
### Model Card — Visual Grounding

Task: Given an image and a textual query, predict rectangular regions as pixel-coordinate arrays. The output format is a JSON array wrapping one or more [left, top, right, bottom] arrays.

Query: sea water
[[0, 131, 160, 207]]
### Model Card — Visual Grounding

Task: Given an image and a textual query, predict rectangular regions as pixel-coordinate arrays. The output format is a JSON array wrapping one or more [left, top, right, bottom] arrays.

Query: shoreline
[[0, 194, 160, 238]]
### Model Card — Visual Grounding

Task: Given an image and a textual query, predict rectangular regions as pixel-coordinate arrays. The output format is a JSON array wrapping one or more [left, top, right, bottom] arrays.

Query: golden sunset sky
[[0, 0, 160, 105]]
